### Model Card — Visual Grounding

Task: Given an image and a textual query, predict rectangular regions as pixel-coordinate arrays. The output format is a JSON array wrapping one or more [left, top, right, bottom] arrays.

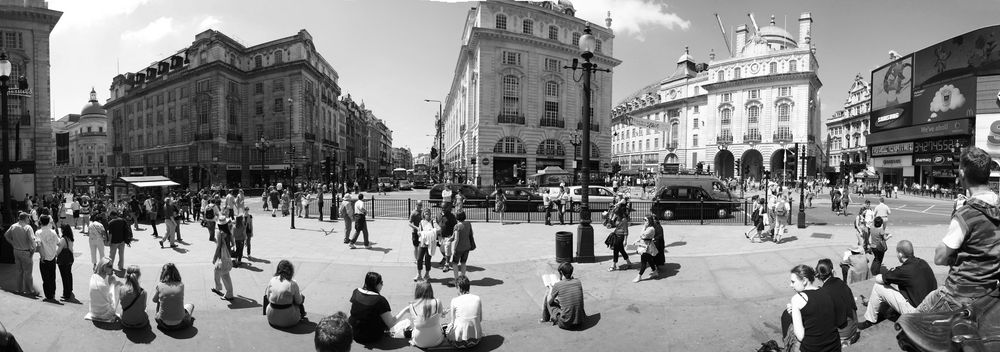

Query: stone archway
[[714, 149, 735, 179], [740, 149, 764, 180], [770, 149, 798, 182]]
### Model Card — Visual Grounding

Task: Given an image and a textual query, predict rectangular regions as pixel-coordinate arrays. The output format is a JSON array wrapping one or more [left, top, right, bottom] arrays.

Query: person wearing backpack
[[203, 199, 221, 242], [772, 196, 789, 244]]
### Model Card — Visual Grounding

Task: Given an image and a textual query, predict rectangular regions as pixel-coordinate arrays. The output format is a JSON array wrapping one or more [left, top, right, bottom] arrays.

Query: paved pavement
[[0, 196, 954, 351]]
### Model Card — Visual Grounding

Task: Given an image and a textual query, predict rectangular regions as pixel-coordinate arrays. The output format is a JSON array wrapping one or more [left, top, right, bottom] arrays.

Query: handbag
[[262, 294, 269, 315], [603, 233, 615, 248], [469, 232, 477, 251], [57, 239, 74, 265]]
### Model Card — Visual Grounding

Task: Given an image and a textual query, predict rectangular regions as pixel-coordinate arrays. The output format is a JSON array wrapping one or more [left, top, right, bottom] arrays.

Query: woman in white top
[[87, 214, 107, 271], [394, 281, 444, 348], [446, 275, 482, 348], [414, 209, 438, 282], [84, 257, 119, 322]]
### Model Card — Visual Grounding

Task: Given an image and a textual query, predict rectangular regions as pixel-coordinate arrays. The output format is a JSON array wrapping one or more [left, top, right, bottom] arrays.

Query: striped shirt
[[550, 279, 585, 327]]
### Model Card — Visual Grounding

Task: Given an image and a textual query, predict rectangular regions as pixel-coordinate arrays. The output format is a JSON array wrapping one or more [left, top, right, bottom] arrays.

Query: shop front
[[492, 157, 526, 186]]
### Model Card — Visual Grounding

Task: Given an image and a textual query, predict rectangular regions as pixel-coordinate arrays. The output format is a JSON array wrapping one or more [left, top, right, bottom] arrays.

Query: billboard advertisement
[[872, 55, 913, 110], [867, 118, 971, 145], [912, 75, 977, 125], [870, 104, 912, 132], [974, 113, 1000, 156], [913, 25, 1000, 89]]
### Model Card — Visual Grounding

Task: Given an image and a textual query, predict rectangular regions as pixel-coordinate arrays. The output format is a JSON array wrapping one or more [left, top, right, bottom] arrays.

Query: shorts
[[452, 250, 469, 264], [439, 237, 454, 257]]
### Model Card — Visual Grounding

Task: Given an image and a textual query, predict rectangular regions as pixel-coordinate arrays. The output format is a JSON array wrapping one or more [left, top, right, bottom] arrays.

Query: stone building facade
[[439, 0, 620, 186], [52, 89, 109, 191], [825, 74, 871, 180], [0, 0, 61, 197], [105, 29, 343, 189]]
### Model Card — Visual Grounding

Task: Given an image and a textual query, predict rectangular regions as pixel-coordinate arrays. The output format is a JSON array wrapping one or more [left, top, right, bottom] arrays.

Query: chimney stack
[[735, 25, 748, 56], [798, 12, 812, 49]]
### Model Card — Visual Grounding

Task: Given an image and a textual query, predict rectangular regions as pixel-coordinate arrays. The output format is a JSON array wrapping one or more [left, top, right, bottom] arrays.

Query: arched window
[[254, 55, 262, 68], [522, 19, 533, 34], [789, 60, 797, 72], [502, 75, 520, 116], [769, 62, 777, 74], [721, 109, 732, 125], [669, 122, 679, 146], [493, 137, 526, 154], [734, 67, 741, 79], [495, 14, 507, 30], [747, 106, 760, 124], [536, 139, 565, 156], [574, 143, 601, 158], [572, 32, 580, 45], [777, 104, 790, 122], [717, 71, 724, 81], [274, 51, 283, 64], [548, 25, 558, 40]]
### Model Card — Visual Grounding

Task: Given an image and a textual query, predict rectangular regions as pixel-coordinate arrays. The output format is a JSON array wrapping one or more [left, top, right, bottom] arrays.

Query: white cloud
[[426, 0, 689, 40], [121, 17, 175, 44], [197, 15, 222, 31], [49, 0, 153, 31]]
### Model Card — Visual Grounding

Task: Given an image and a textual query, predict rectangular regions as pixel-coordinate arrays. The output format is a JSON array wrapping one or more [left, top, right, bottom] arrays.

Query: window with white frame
[[572, 32, 580, 45], [717, 71, 725, 81], [502, 51, 521, 66], [496, 14, 507, 30], [779, 86, 791, 96], [789, 60, 798, 72], [254, 55, 262, 68], [769, 62, 777, 74], [522, 19, 533, 34], [748, 89, 760, 99], [548, 25, 558, 40], [721, 109, 732, 125], [747, 105, 760, 124], [778, 104, 791, 122], [502, 75, 520, 115], [274, 51, 283, 64], [722, 93, 732, 102], [544, 58, 560, 72], [734, 67, 741, 79], [596, 40, 602, 53], [692, 134, 699, 147], [545, 81, 559, 97]]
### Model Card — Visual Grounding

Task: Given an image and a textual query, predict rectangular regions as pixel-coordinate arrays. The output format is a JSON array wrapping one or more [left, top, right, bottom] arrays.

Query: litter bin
[[555, 231, 573, 263]]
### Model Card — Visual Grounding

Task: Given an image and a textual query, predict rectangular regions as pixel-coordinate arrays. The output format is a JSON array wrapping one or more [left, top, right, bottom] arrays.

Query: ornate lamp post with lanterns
[[0, 53, 28, 224]]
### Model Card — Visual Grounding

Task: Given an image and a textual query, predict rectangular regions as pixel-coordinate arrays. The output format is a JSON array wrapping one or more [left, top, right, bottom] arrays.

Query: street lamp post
[[569, 133, 581, 184], [424, 99, 444, 184], [288, 97, 295, 230], [0, 52, 27, 225], [254, 137, 272, 187], [798, 143, 807, 228], [564, 24, 609, 263]]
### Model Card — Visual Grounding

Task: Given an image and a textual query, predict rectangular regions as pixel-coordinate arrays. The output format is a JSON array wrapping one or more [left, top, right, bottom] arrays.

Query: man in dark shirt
[[437, 203, 457, 272], [541, 262, 585, 330], [107, 211, 133, 271], [859, 240, 936, 330]]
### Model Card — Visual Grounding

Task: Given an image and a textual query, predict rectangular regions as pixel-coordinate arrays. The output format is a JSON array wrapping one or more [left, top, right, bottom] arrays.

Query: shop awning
[[117, 176, 179, 188]]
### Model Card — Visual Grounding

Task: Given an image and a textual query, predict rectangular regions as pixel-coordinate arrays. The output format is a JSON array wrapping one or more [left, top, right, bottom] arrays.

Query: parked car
[[429, 183, 488, 207], [565, 186, 616, 212], [650, 185, 739, 220], [398, 179, 413, 191], [487, 187, 545, 212], [378, 177, 395, 192]]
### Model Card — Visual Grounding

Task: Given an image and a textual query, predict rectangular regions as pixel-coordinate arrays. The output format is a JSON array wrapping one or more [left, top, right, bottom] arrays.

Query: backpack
[[774, 202, 787, 217], [205, 208, 216, 220]]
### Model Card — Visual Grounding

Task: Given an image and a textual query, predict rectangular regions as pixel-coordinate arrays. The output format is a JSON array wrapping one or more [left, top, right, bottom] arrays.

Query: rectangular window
[[722, 93, 732, 102], [693, 105, 699, 114], [157, 94, 163, 105], [548, 26, 558, 40], [748, 89, 760, 99], [167, 90, 174, 102], [228, 103, 239, 126], [693, 135, 699, 147], [256, 125, 264, 139], [181, 87, 190, 98], [572, 32, 580, 45], [198, 101, 209, 124], [157, 111, 164, 124], [779, 86, 791, 96], [522, 20, 533, 35], [544, 101, 559, 120], [169, 130, 176, 144], [229, 81, 239, 95], [196, 79, 210, 93], [544, 58, 560, 72], [693, 116, 699, 127], [168, 108, 176, 121], [654, 138, 659, 148], [502, 51, 521, 66], [274, 98, 284, 112], [255, 101, 264, 115], [254, 82, 263, 94], [273, 79, 284, 91], [4, 32, 19, 49]]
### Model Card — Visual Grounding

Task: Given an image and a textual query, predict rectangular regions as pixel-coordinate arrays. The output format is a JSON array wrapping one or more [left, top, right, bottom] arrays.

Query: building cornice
[[701, 71, 822, 91], [0, 5, 62, 26], [471, 28, 622, 68], [611, 94, 708, 122]]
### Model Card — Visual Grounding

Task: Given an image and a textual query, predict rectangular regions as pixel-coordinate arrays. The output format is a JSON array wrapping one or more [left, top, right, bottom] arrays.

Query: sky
[[46, 0, 1000, 156]]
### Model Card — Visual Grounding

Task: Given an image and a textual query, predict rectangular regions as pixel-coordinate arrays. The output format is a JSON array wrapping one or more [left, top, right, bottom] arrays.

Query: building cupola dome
[[80, 88, 106, 116]]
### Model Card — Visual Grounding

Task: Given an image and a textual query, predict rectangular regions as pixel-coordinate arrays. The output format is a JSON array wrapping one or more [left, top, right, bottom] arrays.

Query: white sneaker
[[632, 275, 641, 283], [349, 243, 356, 249]]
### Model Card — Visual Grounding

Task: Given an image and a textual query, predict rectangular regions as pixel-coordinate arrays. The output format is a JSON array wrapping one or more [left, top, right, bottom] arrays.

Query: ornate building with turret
[[0, 0, 61, 197], [438, 0, 620, 186], [612, 13, 822, 182], [52, 89, 109, 192]]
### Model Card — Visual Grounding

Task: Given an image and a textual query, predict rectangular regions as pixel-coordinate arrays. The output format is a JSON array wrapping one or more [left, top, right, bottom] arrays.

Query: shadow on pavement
[[654, 263, 681, 280], [362, 336, 410, 350], [576, 313, 601, 331], [472, 335, 506, 351], [92, 320, 122, 331], [364, 247, 393, 254], [124, 324, 157, 344], [274, 318, 318, 335], [777, 236, 799, 244], [666, 241, 686, 248], [469, 277, 504, 287], [237, 263, 263, 272], [464, 265, 486, 273], [247, 257, 271, 264], [227, 295, 262, 310], [169, 247, 190, 254], [159, 325, 198, 339]]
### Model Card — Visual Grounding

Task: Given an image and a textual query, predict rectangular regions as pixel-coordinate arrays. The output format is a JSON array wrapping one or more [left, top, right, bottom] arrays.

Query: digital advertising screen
[[912, 75, 977, 125], [913, 25, 1000, 89], [974, 113, 1000, 156], [872, 55, 913, 111], [870, 104, 913, 132]]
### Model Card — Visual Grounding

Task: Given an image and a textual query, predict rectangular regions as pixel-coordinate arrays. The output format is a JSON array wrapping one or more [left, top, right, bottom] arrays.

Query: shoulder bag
[[57, 237, 74, 264], [122, 288, 144, 313]]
